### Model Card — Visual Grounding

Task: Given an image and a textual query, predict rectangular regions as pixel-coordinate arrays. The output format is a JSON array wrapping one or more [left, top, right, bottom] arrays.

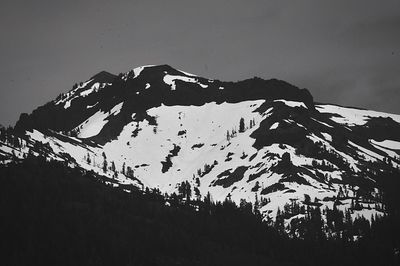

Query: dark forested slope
[[0, 158, 399, 266]]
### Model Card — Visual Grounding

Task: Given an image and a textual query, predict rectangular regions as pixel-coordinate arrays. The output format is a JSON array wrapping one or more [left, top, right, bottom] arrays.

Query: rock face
[[2, 64, 400, 223]]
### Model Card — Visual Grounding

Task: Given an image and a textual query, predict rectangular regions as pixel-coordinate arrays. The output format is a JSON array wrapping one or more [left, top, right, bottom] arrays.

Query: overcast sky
[[1, 0, 399, 126]]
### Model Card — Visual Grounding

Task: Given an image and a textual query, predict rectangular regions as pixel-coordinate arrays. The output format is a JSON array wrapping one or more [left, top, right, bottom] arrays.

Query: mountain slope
[[2, 64, 400, 226]]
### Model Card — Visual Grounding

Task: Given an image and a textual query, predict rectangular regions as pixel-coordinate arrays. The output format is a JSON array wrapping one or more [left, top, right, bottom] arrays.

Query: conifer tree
[[86, 153, 91, 164], [111, 161, 116, 173], [239, 117, 245, 133], [194, 187, 201, 200], [102, 152, 107, 173]]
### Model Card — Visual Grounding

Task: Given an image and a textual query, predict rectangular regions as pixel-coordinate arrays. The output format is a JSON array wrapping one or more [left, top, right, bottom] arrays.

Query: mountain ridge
[[2, 64, 400, 229], [14, 64, 315, 144]]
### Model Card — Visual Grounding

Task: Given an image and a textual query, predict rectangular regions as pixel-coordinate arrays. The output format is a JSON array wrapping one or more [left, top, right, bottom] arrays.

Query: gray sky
[[1, 0, 399, 126]]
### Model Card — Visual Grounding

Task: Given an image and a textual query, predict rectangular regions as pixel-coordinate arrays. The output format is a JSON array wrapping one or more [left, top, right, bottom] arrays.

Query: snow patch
[[349, 141, 383, 162], [176, 68, 197, 77], [371, 139, 400, 150], [87, 102, 98, 109], [274, 99, 307, 109], [80, 82, 110, 97], [122, 65, 155, 81], [321, 133, 332, 142], [311, 117, 333, 128], [316, 104, 400, 126], [56, 79, 94, 107], [77, 102, 124, 138], [133, 65, 155, 78], [270, 122, 279, 130], [163, 74, 208, 90]]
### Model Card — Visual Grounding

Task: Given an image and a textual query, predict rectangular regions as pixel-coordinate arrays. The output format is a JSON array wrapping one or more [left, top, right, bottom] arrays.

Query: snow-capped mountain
[[2, 64, 400, 224]]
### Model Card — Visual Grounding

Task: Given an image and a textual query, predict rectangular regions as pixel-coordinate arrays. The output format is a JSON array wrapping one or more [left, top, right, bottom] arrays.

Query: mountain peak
[[90, 71, 117, 83], [14, 65, 318, 139], [121, 64, 194, 81], [4, 64, 400, 236]]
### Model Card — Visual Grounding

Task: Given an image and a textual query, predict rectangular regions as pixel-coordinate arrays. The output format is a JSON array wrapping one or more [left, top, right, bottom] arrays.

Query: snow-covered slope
[[2, 65, 400, 225]]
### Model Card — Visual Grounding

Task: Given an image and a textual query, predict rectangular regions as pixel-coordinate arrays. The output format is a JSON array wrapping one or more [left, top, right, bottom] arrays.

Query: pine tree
[[126, 166, 134, 178], [102, 152, 107, 173], [194, 187, 201, 200], [86, 153, 91, 164], [249, 118, 256, 129], [239, 118, 245, 133], [178, 182, 186, 199], [185, 181, 192, 202], [254, 194, 260, 214], [275, 208, 285, 235], [204, 192, 213, 205]]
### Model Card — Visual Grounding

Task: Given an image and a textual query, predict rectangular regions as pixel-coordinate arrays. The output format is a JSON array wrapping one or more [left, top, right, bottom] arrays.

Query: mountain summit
[[15, 64, 314, 144], [2, 65, 400, 224]]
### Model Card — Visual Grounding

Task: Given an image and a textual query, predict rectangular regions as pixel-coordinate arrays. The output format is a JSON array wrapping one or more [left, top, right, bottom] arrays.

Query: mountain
[[1, 64, 400, 226]]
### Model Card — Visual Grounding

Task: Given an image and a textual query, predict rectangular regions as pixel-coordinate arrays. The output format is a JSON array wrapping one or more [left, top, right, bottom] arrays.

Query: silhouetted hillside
[[0, 158, 399, 266]]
